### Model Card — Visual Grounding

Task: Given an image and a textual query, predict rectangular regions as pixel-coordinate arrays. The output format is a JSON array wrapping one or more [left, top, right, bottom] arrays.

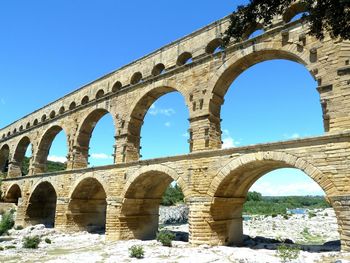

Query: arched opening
[[214, 52, 322, 148], [75, 109, 115, 168], [0, 144, 10, 177], [130, 72, 142, 85], [177, 52, 192, 66], [128, 87, 189, 160], [96, 89, 105, 99], [26, 182, 57, 227], [26, 122, 30, 129], [112, 81, 122, 92], [69, 101, 76, 110], [121, 169, 187, 241], [243, 23, 264, 40], [152, 63, 166, 76], [12, 136, 32, 177], [34, 126, 67, 174], [19, 125, 23, 131], [206, 38, 223, 54], [283, 2, 309, 23], [81, 96, 89, 105], [41, 114, 47, 122], [33, 119, 38, 126], [59, 106, 65, 114], [4, 184, 21, 205], [209, 155, 339, 251], [49, 110, 56, 119], [68, 178, 107, 233]]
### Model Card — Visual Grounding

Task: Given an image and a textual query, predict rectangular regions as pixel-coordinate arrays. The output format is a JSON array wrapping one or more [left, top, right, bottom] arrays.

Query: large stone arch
[[207, 46, 316, 120], [67, 176, 107, 233], [9, 136, 32, 177], [123, 82, 190, 161], [206, 151, 337, 246], [25, 181, 57, 227], [33, 125, 68, 174], [119, 164, 187, 240], [0, 144, 10, 177], [73, 108, 117, 169], [4, 183, 22, 205]]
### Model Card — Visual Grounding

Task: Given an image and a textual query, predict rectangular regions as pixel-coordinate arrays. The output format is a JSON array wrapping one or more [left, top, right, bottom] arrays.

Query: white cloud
[[149, 103, 175, 116], [284, 133, 301, 140], [164, 122, 171, 127], [0, 98, 5, 105], [91, 153, 113, 160], [48, 155, 67, 163], [250, 181, 324, 196], [222, 129, 240, 149]]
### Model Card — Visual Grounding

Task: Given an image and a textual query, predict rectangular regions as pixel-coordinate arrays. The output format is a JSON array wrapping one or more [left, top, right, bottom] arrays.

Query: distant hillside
[[22, 157, 66, 175]]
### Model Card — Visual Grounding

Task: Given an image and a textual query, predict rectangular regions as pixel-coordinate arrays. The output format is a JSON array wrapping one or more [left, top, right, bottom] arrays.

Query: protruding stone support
[[71, 145, 89, 169], [189, 115, 221, 152], [106, 197, 162, 241], [115, 134, 139, 163], [54, 197, 71, 231], [188, 196, 245, 246], [14, 197, 26, 228], [330, 195, 350, 252], [7, 161, 22, 178]]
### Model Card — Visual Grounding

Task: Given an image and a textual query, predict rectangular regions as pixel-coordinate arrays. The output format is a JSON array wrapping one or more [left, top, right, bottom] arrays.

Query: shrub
[[308, 211, 317, 218], [5, 245, 16, 249], [276, 243, 301, 263], [23, 236, 41, 249], [45, 238, 52, 244], [0, 210, 15, 236], [161, 184, 184, 206], [0, 247, 3, 251], [15, 225, 23, 230], [157, 230, 175, 247], [129, 245, 144, 259], [283, 214, 289, 220]]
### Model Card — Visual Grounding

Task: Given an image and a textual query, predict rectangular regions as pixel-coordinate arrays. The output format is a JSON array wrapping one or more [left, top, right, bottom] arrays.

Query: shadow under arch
[[34, 125, 68, 174], [4, 183, 22, 205], [74, 108, 117, 168], [119, 164, 187, 240], [0, 144, 10, 176], [206, 151, 337, 246], [25, 181, 57, 227], [126, 85, 190, 161], [67, 177, 107, 233]]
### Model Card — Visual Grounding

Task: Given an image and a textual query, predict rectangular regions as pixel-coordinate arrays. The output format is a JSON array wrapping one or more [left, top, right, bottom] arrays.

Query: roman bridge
[[1, 2, 350, 250]]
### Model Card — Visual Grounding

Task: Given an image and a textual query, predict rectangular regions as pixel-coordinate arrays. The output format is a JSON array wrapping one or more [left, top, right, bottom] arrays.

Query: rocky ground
[[0, 206, 349, 263]]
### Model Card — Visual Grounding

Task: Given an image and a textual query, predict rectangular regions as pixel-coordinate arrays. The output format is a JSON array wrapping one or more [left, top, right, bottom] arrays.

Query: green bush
[[129, 245, 144, 259], [276, 243, 301, 263], [15, 225, 23, 230], [45, 238, 52, 244], [308, 211, 317, 218], [161, 184, 184, 206], [0, 210, 15, 236], [5, 245, 16, 249], [156, 230, 175, 247], [23, 236, 41, 249], [0, 247, 3, 251]]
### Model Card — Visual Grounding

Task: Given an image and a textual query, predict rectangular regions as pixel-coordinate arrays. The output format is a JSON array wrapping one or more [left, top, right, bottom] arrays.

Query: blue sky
[[0, 1, 324, 196]]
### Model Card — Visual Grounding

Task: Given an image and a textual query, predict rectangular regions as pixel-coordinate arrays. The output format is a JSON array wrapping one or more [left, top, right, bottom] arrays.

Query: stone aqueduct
[[1, 3, 350, 250]]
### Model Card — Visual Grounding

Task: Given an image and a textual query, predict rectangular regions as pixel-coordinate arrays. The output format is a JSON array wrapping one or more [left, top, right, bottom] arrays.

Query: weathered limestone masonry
[[1, 2, 350, 250]]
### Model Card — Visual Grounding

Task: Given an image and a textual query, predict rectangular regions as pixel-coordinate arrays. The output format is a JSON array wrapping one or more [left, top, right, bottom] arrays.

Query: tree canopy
[[223, 0, 350, 45]]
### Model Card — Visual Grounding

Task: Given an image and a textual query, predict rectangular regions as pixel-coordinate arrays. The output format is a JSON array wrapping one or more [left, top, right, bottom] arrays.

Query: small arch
[[2, 134, 5, 139], [243, 23, 264, 40], [26, 181, 57, 227], [206, 38, 223, 54], [130, 72, 142, 85], [176, 52, 192, 66], [283, 2, 308, 23], [4, 184, 21, 205], [81, 96, 89, 105], [59, 106, 65, 114], [49, 110, 56, 119], [19, 125, 23, 131], [68, 177, 107, 233], [95, 89, 105, 99], [33, 119, 38, 126], [112, 81, 122, 92], [13, 128, 17, 134], [69, 101, 76, 110], [26, 122, 30, 129], [152, 63, 166, 76], [7, 132, 10, 137], [41, 114, 47, 122]]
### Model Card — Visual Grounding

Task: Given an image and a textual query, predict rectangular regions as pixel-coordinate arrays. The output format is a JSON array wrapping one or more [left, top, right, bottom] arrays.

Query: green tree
[[247, 191, 262, 201], [161, 184, 184, 206], [223, 0, 350, 45]]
